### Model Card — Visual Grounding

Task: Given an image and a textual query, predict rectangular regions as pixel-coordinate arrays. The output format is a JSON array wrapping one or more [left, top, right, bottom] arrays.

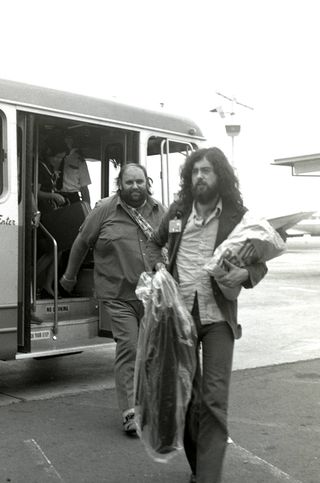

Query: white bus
[[0, 78, 205, 360]]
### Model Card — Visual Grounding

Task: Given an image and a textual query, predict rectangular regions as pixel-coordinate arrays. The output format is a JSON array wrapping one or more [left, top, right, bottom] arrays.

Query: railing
[[32, 214, 59, 337]]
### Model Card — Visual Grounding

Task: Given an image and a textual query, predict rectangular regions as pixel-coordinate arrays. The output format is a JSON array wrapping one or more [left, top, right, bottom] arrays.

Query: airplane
[[286, 212, 320, 237], [268, 211, 320, 238]]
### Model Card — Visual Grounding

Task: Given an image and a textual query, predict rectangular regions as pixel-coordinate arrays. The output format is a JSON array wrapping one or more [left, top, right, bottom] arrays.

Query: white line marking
[[24, 438, 63, 481], [228, 439, 303, 483], [230, 416, 320, 433]]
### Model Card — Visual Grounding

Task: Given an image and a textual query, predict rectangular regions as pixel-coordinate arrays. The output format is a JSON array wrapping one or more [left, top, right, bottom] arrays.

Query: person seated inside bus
[[56, 133, 91, 210]]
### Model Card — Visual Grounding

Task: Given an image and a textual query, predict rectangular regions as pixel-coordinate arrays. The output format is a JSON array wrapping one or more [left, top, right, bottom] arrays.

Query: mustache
[[129, 187, 144, 192], [194, 181, 207, 187]]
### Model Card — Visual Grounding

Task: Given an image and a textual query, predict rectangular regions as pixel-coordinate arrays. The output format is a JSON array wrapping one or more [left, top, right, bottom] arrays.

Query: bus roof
[[0, 78, 205, 140]]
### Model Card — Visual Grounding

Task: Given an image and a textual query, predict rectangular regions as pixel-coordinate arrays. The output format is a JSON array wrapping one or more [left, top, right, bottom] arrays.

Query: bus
[[0, 78, 205, 360]]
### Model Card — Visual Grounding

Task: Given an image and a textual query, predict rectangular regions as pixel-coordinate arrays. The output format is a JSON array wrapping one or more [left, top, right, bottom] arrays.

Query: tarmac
[[0, 357, 319, 483], [0, 236, 319, 482]]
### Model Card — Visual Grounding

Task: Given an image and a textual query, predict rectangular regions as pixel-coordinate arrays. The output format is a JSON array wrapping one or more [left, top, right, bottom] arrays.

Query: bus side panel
[[0, 225, 18, 304], [0, 224, 18, 359], [0, 308, 17, 360]]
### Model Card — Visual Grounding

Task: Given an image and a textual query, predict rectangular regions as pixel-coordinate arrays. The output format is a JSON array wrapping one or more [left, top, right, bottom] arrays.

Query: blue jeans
[[184, 299, 234, 483]]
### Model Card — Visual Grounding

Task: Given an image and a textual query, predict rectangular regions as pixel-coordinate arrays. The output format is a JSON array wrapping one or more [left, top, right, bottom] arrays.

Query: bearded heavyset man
[[147, 147, 268, 483], [60, 163, 166, 435]]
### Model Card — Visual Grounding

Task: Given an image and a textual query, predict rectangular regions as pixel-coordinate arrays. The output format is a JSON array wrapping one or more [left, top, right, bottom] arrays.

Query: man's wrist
[[61, 274, 77, 283], [155, 262, 166, 271], [239, 268, 249, 283]]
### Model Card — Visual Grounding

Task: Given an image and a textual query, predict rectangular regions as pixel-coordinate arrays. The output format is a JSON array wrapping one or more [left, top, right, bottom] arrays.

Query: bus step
[[30, 315, 101, 349], [16, 340, 114, 360], [32, 297, 98, 323]]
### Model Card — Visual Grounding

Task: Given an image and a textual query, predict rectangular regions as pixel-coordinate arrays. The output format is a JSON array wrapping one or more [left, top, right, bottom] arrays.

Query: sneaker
[[123, 411, 137, 435]]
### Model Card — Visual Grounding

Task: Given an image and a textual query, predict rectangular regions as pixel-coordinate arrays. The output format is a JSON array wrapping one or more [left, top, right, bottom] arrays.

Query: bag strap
[[119, 199, 154, 240]]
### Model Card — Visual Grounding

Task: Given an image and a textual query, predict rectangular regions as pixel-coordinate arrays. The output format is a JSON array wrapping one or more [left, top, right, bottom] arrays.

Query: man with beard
[[60, 163, 166, 435], [147, 148, 267, 483]]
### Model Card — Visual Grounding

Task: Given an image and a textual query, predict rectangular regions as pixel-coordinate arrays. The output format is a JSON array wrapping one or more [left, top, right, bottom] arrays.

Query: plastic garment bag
[[134, 269, 197, 462]]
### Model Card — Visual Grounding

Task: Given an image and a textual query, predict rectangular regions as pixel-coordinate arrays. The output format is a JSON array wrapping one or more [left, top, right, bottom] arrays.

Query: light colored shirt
[[62, 149, 91, 192], [176, 199, 225, 325]]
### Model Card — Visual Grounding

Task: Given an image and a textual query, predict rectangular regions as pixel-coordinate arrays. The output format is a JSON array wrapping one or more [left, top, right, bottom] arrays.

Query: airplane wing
[[268, 211, 315, 232]]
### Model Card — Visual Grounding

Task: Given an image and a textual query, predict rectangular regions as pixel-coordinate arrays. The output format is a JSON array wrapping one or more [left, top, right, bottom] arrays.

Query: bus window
[[87, 143, 123, 206], [87, 160, 102, 207], [0, 111, 7, 197], [146, 136, 195, 206], [87, 158, 120, 207], [107, 160, 120, 195]]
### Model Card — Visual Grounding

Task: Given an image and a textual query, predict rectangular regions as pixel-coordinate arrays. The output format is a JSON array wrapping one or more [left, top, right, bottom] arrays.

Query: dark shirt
[[78, 194, 166, 300], [38, 161, 55, 192], [38, 161, 57, 213]]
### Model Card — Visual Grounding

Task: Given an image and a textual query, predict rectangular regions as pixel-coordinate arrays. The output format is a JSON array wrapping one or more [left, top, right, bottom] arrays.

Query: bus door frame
[[100, 135, 127, 198], [17, 112, 35, 353], [160, 139, 194, 206]]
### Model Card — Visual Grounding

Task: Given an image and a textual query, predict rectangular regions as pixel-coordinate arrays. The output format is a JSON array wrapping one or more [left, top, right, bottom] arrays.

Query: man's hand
[[52, 193, 66, 206], [155, 262, 166, 271], [213, 259, 249, 287], [60, 274, 77, 293]]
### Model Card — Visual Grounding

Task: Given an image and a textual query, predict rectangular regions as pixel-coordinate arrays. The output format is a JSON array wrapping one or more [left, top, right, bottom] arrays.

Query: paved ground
[[0, 358, 319, 483], [234, 235, 320, 370], [0, 236, 319, 482]]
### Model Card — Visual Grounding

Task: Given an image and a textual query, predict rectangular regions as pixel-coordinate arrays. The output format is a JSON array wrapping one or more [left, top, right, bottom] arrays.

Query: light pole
[[225, 124, 241, 167], [210, 92, 253, 168]]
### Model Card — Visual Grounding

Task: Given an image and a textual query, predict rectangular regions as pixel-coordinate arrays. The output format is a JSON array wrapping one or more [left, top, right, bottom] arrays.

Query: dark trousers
[[103, 299, 144, 414], [60, 191, 81, 204], [184, 299, 234, 483]]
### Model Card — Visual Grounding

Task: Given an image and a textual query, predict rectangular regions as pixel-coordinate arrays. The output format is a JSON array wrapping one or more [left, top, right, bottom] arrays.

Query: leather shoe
[[123, 411, 137, 436]]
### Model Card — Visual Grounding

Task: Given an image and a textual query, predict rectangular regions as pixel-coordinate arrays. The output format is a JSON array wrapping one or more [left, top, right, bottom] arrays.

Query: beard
[[120, 187, 148, 207], [192, 182, 219, 204]]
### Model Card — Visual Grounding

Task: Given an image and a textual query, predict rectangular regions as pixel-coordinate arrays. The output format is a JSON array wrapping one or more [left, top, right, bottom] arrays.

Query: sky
[[1, 0, 320, 216]]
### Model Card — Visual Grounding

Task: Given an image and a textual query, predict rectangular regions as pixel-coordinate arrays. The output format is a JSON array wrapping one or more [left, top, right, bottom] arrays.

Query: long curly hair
[[178, 147, 244, 210]]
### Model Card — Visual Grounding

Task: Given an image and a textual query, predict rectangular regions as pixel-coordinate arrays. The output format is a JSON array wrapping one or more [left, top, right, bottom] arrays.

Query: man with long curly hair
[[147, 147, 267, 483]]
